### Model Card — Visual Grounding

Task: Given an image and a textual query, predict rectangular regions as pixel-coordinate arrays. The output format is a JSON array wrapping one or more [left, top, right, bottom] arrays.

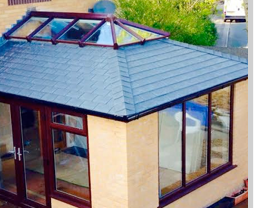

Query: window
[[159, 104, 182, 196], [10, 17, 48, 37], [52, 112, 84, 130], [33, 18, 73, 40], [59, 19, 101, 41], [49, 110, 90, 206], [8, 0, 51, 6], [159, 86, 234, 205]]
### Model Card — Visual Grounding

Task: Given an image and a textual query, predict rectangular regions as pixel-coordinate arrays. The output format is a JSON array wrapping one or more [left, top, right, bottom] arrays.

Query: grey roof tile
[[54, 95, 72, 105], [67, 98, 84, 107], [0, 39, 248, 118], [41, 93, 58, 102]]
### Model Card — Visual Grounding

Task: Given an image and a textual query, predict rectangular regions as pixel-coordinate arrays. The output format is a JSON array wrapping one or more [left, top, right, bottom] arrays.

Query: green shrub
[[114, 0, 218, 46]]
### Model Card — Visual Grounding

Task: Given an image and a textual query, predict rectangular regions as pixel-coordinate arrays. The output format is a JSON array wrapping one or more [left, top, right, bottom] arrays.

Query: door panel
[[0, 100, 50, 208], [0, 102, 17, 195], [20, 107, 46, 205]]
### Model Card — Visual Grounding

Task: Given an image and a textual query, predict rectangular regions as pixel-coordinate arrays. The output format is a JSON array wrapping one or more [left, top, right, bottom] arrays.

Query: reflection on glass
[[114, 24, 139, 45], [59, 19, 101, 41], [52, 112, 83, 130], [52, 129, 90, 201], [159, 104, 182, 197], [211, 87, 230, 170], [34, 18, 73, 39], [11, 17, 48, 37], [86, 22, 113, 45], [185, 95, 208, 183], [20, 108, 46, 205], [125, 25, 162, 39], [0, 103, 17, 194]]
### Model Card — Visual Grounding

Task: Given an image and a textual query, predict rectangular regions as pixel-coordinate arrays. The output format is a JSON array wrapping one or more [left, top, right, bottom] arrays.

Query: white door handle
[[17, 148, 22, 161]]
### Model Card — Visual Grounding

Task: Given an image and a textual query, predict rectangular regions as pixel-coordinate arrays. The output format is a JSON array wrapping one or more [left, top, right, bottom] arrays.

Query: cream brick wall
[[52, 199, 76, 208], [0, 0, 97, 35], [126, 113, 159, 208], [87, 113, 159, 208], [165, 80, 248, 208], [88, 115, 129, 208]]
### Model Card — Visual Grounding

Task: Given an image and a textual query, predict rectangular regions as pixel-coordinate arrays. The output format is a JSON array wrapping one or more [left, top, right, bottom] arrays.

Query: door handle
[[17, 148, 22, 161], [13, 146, 17, 160]]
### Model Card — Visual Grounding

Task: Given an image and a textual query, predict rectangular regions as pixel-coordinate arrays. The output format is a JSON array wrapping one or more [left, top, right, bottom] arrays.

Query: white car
[[224, 0, 246, 22]]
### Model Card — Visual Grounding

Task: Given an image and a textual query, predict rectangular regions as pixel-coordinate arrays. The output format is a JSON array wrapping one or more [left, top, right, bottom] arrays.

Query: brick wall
[[87, 113, 159, 208], [52, 199, 76, 208], [127, 113, 159, 208], [0, 0, 97, 35], [88, 115, 129, 208]]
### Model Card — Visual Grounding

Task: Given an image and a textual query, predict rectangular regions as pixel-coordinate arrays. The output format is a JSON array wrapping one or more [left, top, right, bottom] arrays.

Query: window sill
[[159, 164, 237, 208]]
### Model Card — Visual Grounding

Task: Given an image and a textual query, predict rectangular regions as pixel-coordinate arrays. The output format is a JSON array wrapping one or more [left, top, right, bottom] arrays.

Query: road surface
[[211, 2, 248, 47]]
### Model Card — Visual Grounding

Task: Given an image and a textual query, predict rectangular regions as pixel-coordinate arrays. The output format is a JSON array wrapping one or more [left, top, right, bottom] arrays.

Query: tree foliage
[[114, 0, 218, 46]]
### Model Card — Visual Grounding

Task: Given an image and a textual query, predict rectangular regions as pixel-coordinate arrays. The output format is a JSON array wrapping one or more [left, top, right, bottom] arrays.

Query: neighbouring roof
[[0, 12, 248, 121]]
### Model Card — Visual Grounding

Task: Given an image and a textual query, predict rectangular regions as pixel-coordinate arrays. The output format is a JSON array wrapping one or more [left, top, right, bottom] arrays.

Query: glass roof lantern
[[4, 11, 170, 49]]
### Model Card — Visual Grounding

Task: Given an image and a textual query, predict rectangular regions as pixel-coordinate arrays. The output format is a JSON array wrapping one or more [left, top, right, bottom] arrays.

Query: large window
[[49, 110, 90, 206], [159, 86, 234, 204]]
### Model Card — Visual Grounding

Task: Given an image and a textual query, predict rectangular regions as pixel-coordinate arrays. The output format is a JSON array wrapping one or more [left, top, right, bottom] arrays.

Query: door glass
[[20, 107, 46, 205], [0, 102, 17, 194]]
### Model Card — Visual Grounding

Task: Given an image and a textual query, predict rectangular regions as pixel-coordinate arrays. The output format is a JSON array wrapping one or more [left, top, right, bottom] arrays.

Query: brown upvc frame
[[79, 19, 106, 47], [0, 96, 92, 208], [45, 107, 92, 208], [158, 84, 236, 207], [26, 17, 54, 42], [4, 11, 170, 49], [0, 97, 51, 208], [51, 18, 79, 44], [118, 18, 170, 37]]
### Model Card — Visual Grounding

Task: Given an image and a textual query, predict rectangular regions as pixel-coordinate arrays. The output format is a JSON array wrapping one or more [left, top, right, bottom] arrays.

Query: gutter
[[126, 75, 248, 122]]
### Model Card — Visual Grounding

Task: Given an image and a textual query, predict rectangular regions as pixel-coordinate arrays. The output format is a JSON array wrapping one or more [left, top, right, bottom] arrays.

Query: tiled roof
[[0, 39, 248, 120]]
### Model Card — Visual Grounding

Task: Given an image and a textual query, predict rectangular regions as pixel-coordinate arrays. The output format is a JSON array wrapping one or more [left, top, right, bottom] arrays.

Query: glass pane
[[186, 95, 208, 183], [114, 24, 139, 45], [86, 22, 113, 45], [211, 87, 231, 170], [52, 129, 90, 201], [20, 107, 46, 205], [0, 103, 17, 194], [52, 112, 83, 130], [59, 19, 101, 41], [159, 104, 182, 197], [34, 18, 73, 39], [11, 17, 48, 37], [125, 25, 162, 40]]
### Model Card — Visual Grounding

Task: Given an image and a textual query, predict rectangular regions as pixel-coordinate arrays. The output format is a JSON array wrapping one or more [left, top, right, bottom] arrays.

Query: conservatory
[[0, 11, 248, 208]]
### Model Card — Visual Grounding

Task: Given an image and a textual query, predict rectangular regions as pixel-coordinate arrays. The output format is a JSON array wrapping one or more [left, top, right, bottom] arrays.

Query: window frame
[[45, 107, 91, 208], [159, 84, 236, 207]]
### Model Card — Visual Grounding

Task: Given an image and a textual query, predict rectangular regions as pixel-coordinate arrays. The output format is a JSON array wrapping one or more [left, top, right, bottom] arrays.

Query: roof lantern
[[4, 11, 170, 49]]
